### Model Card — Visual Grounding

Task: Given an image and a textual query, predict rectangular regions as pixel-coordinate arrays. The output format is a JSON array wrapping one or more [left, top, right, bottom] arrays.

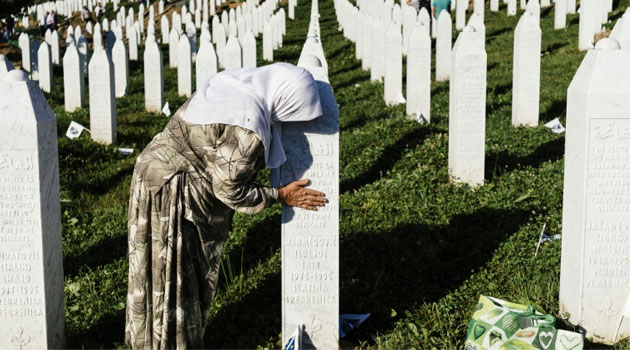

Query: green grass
[[29, 0, 630, 348]]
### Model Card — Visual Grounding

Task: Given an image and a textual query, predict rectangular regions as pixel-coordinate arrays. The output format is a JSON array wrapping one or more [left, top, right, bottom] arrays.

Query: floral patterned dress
[[125, 102, 278, 349]]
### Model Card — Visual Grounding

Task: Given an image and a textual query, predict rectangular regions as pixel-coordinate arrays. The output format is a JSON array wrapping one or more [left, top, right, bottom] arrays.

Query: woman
[[125, 63, 328, 349]]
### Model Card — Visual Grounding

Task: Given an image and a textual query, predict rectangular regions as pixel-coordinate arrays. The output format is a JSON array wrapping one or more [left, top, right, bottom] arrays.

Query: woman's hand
[[278, 179, 327, 211]]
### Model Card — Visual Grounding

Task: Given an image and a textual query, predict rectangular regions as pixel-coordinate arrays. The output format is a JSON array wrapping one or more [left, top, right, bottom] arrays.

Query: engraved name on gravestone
[[0, 70, 65, 349], [560, 38, 630, 345]]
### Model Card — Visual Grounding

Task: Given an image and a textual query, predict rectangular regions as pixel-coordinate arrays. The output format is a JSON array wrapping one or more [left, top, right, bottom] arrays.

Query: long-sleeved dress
[[125, 102, 278, 349]]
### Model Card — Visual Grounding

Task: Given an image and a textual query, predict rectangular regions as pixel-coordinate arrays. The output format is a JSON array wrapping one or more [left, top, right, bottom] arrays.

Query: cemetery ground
[[28, 0, 630, 348]]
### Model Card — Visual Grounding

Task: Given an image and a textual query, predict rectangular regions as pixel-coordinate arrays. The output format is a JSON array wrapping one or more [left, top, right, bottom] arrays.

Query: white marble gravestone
[[507, 0, 517, 16], [37, 43, 52, 93], [127, 26, 138, 61], [448, 26, 487, 186], [579, 0, 596, 51], [169, 28, 180, 67], [177, 34, 192, 97], [19, 33, 31, 75], [144, 37, 163, 112], [407, 23, 431, 122], [567, 0, 576, 14], [112, 39, 129, 97], [88, 50, 117, 144], [278, 56, 340, 350], [0, 70, 65, 350], [195, 39, 218, 91], [490, 0, 499, 11], [93, 26, 103, 51], [62, 42, 85, 111], [371, 18, 386, 82], [242, 31, 257, 68], [559, 38, 630, 346], [263, 23, 273, 61], [50, 30, 59, 65], [362, 16, 372, 71], [215, 24, 227, 67], [555, 0, 567, 29], [224, 36, 242, 70], [456, 0, 466, 30], [384, 22, 404, 106], [512, 12, 541, 127], [161, 15, 170, 43], [436, 10, 452, 82]]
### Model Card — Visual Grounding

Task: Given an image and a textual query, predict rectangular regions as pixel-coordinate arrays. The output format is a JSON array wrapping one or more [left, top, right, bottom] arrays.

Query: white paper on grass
[[118, 148, 134, 155], [544, 118, 565, 133], [66, 121, 89, 139], [162, 101, 171, 116]]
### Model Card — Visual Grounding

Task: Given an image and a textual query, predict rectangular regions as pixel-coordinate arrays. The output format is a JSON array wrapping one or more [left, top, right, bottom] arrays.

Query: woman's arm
[[212, 131, 278, 215]]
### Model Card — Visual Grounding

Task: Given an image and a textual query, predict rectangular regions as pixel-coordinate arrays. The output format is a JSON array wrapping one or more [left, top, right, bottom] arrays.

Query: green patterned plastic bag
[[464, 296, 583, 350]]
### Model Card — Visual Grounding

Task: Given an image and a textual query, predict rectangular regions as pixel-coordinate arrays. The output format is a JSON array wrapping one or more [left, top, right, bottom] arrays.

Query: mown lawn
[[34, 0, 630, 348]]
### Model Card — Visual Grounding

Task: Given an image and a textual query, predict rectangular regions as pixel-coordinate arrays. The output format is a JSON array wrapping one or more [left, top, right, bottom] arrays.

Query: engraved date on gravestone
[[584, 119, 630, 289]]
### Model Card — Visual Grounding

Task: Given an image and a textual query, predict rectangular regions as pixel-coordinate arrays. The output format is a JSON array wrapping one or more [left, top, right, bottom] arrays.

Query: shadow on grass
[[339, 207, 531, 346], [340, 125, 436, 193], [67, 309, 126, 349], [204, 273, 282, 349], [485, 136, 564, 182]]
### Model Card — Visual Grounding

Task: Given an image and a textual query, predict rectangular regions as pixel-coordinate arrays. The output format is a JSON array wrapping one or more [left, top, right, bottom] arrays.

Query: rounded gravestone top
[[301, 55, 322, 68], [463, 25, 477, 32], [4, 70, 28, 82], [595, 38, 621, 50]]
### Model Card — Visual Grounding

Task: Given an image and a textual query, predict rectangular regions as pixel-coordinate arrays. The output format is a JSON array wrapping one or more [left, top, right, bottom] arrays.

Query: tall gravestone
[[384, 22, 404, 106], [263, 23, 273, 61], [161, 15, 170, 43], [88, 50, 117, 144], [371, 18, 386, 82], [555, 0, 567, 29], [512, 12, 540, 127], [579, 0, 596, 51], [62, 42, 85, 111], [277, 55, 340, 350], [490, 0, 499, 11], [19, 33, 31, 75], [195, 39, 218, 92], [144, 37, 163, 112], [242, 31, 257, 68], [169, 28, 180, 67], [37, 43, 52, 93], [50, 30, 60, 65], [215, 25, 227, 67], [456, 0, 466, 30], [225, 36, 242, 70], [507, 0, 517, 16], [407, 23, 431, 122], [177, 34, 193, 97], [436, 11, 452, 81], [560, 38, 630, 346], [128, 26, 138, 61], [112, 39, 129, 97], [448, 26, 487, 186], [0, 70, 65, 349]]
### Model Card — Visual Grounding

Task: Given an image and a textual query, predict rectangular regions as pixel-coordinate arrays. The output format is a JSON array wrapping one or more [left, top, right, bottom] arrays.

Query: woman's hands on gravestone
[[278, 179, 327, 211]]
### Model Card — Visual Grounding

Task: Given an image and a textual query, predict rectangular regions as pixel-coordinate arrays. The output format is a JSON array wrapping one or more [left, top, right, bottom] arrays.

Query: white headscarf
[[183, 63, 323, 169]]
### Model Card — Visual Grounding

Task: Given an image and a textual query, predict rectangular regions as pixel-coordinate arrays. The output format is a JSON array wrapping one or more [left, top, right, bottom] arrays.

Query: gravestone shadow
[[339, 207, 531, 346]]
